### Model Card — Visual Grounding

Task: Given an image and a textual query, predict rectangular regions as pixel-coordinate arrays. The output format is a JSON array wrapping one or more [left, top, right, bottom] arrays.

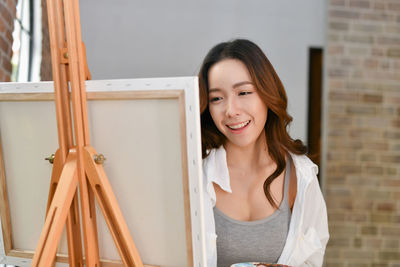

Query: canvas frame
[[0, 77, 206, 267]]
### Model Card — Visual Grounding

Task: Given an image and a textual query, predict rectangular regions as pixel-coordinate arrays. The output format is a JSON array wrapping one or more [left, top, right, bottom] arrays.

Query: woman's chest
[[213, 171, 285, 221]]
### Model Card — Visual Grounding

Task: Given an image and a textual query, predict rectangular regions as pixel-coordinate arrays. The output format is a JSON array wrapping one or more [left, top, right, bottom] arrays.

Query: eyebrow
[[209, 81, 253, 93], [233, 81, 253, 88]]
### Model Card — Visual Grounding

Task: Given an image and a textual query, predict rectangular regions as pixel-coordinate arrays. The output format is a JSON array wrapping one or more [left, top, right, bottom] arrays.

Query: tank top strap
[[282, 154, 291, 205]]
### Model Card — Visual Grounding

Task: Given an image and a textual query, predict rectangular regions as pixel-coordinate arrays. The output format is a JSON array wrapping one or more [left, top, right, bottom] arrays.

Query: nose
[[225, 97, 241, 117]]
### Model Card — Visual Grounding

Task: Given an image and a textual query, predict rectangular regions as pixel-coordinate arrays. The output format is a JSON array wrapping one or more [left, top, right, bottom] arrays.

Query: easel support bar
[[84, 147, 144, 267], [32, 152, 79, 266]]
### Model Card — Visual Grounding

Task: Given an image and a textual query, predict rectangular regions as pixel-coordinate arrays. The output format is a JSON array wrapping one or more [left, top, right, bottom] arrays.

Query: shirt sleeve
[[295, 177, 330, 267]]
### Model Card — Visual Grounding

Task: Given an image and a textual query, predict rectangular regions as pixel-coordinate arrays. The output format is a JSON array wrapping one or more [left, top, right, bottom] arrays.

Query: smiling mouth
[[226, 120, 251, 130]]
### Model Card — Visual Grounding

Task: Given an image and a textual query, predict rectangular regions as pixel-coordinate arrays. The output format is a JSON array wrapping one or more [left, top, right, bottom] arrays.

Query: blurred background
[[0, 0, 399, 266]]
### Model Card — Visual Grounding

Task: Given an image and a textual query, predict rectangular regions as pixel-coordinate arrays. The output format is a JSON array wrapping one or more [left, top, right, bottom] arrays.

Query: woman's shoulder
[[202, 146, 231, 191], [289, 152, 319, 183], [202, 146, 225, 171]]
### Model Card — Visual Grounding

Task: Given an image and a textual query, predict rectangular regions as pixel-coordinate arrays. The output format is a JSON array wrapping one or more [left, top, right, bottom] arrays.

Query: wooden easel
[[32, 0, 144, 266]]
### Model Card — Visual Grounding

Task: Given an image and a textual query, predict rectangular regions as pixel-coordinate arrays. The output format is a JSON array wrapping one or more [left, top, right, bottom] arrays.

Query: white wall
[[80, 0, 326, 141]]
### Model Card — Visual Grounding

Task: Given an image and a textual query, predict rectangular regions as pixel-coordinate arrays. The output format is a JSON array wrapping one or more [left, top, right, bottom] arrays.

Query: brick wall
[[325, 0, 400, 266], [0, 0, 17, 82]]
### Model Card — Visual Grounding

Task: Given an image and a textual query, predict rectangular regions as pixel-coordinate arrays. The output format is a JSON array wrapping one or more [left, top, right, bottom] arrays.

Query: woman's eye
[[210, 97, 222, 103], [239, 91, 252, 96]]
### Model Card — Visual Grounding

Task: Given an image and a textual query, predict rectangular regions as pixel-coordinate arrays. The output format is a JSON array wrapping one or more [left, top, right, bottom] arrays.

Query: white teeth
[[228, 120, 250, 130]]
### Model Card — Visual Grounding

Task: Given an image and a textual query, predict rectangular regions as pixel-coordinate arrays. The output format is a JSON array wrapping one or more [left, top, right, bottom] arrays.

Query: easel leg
[[83, 146, 144, 267], [46, 149, 83, 267], [65, 194, 84, 266], [32, 152, 79, 266], [77, 168, 101, 266]]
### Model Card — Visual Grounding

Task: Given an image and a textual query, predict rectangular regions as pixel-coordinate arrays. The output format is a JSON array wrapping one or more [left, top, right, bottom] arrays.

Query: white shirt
[[202, 146, 329, 267]]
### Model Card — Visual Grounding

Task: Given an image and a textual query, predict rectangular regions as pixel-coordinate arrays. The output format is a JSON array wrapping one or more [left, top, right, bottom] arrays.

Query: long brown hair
[[198, 39, 307, 208]]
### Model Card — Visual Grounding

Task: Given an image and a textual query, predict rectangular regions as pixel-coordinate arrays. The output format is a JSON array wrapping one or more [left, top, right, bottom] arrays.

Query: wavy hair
[[198, 39, 307, 208]]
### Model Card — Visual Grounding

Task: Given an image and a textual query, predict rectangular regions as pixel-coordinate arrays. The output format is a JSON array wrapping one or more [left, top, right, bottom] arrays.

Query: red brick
[[331, 0, 346, 6], [330, 10, 361, 19], [329, 68, 350, 78], [383, 239, 399, 249], [353, 23, 383, 33], [329, 91, 359, 101], [348, 46, 370, 56], [330, 237, 351, 246], [353, 199, 374, 210], [364, 165, 384, 175], [387, 2, 400, 11], [366, 190, 392, 200], [2, 55, 12, 72], [372, 47, 385, 56], [381, 226, 400, 236], [328, 33, 340, 42], [361, 226, 378, 235], [328, 45, 345, 55], [371, 213, 392, 223], [381, 178, 400, 187], [326, 175, 346, 185], [378, 37, 400, 46], [379, 252, 400, 261], [330, 224, 359, 235], [376, 202, 396, 212], [384, 167, 397, 175], [327, 198, 353, 210], [359, 153, 377, 162], [380, 155, 400, 163], [353, 237, 362, 248], [328, 210, 346, 221], [5, 29, 12, 44], [346, 105, 376, 115], [1, 8, 13, 27], [364, 59, 379, 69], [379, 61, 390, 70], [387, 49, 400, 58], [362, 238, 383, 248], [346, 213, 368, 222], [363, 93, 383, 103], [0, 35, 9, 54], [363, 141, 389, 150], [325, 249, 341, 260], [384, 94, 400, 104], [344, 34, 374, 44], [349, 0, 370, 8], [330, 21, 350, 31], [362, 12, 395, 22], [342, 249, 376, 260], [373, 2, 386, 10], [393, 120, 400, 128], [0, 16, 5, 32], [350, 128, 379, 138], [341, 58, 361, 67], [327, 187, 351, 197], [6, 0, 16, 15], [386, 26, 400, 34]]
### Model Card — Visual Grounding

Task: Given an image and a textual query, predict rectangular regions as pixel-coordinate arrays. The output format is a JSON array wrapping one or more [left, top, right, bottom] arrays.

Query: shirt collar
[[203, 147, 318, 194], [202, 146, 232, 193]]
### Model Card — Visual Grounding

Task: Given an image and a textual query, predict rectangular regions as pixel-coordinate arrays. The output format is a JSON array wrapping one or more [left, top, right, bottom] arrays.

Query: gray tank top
[[213, 157, 292, 267]]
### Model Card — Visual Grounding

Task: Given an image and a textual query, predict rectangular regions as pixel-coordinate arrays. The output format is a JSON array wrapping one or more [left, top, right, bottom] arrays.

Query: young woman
[[198, 39, 329, 267]]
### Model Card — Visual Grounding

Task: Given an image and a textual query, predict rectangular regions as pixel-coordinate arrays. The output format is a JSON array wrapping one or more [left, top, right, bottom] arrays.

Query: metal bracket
[[45, 154, 55, 164], [60, 47, 69, 64], [93, 154, 106, 164]]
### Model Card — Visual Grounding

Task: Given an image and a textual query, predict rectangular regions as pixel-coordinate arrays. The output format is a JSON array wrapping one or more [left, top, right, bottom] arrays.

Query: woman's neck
[[224, 131, 272, 170]]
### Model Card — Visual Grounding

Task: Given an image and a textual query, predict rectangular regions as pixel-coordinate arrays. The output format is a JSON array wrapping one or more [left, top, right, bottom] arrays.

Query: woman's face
[[207, 59, 268, 148]]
